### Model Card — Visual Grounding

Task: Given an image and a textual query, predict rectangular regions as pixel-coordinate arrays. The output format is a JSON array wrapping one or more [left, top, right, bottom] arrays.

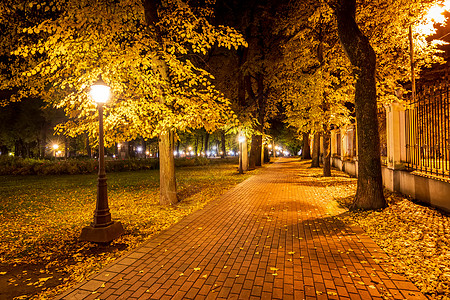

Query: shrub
[[0, 156, 237, 176]]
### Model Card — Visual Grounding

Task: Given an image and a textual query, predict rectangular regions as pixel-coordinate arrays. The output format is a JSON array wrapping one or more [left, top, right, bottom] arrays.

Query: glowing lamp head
[[90, 77, 111, 104], [238, 135, 246, 143], [52, 144, 59, 150]]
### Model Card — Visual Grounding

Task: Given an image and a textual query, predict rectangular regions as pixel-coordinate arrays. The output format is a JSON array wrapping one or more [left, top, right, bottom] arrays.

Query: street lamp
[[238, 134, 246, 174], [408, 3, 449, 103], [52, 144, 59, 158], [80, 76, 124, 243]]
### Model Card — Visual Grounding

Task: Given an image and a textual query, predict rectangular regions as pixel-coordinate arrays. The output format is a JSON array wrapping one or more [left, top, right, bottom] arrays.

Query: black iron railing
[[405, 83, 450, 178]]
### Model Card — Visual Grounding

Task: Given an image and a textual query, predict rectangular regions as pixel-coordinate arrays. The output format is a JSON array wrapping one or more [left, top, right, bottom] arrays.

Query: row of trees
[[0, 0, 446, 209], [270, 0, 445, 209]]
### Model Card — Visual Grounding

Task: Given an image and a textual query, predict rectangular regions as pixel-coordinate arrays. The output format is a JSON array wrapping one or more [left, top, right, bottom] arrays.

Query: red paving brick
[[57, 158, 425, 299]]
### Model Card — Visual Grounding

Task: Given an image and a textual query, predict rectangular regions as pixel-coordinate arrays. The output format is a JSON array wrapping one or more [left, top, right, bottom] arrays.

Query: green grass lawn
[[0, 161, 256, 299]]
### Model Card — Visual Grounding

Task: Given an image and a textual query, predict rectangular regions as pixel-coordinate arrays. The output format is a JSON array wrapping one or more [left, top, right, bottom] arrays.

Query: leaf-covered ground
[[302, 164, 450, 300], [2, 160, 450, 300], [339, 194, 450, 300], [0, 162, 256, 300]]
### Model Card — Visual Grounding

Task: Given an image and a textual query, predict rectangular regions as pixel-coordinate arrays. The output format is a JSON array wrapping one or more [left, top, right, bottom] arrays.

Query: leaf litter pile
[[0, 163, 255, 299], [303, 164, 450, 300]]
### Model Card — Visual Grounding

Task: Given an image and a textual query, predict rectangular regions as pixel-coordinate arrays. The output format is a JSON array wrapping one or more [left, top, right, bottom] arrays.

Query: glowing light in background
[[415, 2, 450, 36]]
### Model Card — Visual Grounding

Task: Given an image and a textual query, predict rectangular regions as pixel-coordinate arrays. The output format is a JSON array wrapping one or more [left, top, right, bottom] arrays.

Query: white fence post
[[385, 101, 406, 170]]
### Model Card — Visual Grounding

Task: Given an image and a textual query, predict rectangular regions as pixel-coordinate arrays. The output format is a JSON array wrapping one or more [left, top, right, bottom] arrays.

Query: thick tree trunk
[[248, 73, 265, 167], [249, 135, 262, 167], [311, 133, 320, 168], [248, 135, 257, 170], [255, 135, 262, 166], [333, 0, 385, 209], [159, 131, 177, 205], [237, 48, 248, 107], [261, 135, 265, 165], [144, 0, 178, 205], [263, 146, 270, 163], [302, 132, 311, 159], [322, 127, 331, 177]]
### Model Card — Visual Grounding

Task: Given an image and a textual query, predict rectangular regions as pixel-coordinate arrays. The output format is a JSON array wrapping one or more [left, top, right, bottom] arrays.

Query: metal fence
[[405, 83, 450, 178]]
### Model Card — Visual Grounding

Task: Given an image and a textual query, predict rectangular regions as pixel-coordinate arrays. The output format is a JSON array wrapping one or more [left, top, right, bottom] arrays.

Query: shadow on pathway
[[57, 158, 426, 300]]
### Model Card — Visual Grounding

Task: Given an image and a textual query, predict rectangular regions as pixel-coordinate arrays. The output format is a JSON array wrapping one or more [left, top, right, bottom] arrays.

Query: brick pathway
[[58, 158, 426, 300]]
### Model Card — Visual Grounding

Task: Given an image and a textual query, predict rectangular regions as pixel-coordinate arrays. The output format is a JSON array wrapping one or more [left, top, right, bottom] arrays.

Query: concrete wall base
[[331, 158, 450, 213]]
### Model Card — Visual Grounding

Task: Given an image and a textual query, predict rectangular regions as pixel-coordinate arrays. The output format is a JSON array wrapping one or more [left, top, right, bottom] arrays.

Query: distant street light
[[409, 4, 449, 103], [80, 76, 124, 243], [238, 134, 246, 174], [52, 144, 59, 158]]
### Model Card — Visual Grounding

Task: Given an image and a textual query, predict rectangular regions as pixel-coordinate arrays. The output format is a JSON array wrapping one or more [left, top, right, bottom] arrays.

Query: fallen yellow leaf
[[327, 291, 337, 296]]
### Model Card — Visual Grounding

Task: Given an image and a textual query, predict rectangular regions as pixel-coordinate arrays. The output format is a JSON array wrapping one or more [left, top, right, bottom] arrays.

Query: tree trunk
[[144, 0, 178, 205], [311, 133, 320, 168], [248, 73, 265, 168], [252, 135, 262, 167], [142, 137, 146, 158], [333, 0, 385, 209], [302, 132, 311, 159], [237, 47, 248, 107], [65, 136, 69, 159], [200, 135, 204, 154], [248, 135, 257, 170], [158, 130, 177, 205], [204, 132, 210, 157], [195, 135, 199, 156], [221, 131, 226, 158], [86, 132, 91, 158], [128, 141, 135, 158], [256, 73, 265, 167], [322, 127, 331, 177], [263, 146, 270, 163]]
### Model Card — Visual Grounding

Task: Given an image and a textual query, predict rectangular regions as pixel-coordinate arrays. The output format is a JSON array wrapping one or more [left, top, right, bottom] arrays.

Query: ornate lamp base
[[80, 221, 124, 243]]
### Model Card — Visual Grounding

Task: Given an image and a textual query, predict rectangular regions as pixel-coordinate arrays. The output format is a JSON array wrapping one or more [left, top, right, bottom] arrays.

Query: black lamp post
[[80, 76, 124, 243]]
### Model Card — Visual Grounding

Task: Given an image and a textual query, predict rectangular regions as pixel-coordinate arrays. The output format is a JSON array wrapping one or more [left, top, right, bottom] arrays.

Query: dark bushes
[[0, 156, 238, 176]]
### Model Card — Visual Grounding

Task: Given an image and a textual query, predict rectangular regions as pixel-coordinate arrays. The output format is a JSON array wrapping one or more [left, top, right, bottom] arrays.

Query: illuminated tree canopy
[[0, 0, 247, 146]]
